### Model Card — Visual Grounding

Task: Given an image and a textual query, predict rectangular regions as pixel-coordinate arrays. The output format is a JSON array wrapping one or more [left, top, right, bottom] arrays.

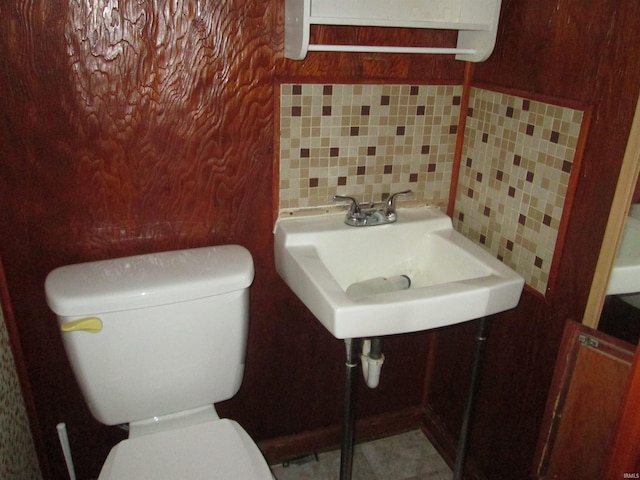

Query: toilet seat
[[98, 419, 273, 479]]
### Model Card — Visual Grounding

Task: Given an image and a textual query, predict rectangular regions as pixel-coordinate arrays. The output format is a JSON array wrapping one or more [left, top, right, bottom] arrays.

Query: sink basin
[[274, 206, 524, 339], [607, 205, 640, 296]]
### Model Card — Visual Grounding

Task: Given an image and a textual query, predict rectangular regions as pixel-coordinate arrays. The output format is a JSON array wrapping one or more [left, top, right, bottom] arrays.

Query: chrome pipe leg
[[453, 317, 491, 480], [340, 338, 359, 480]]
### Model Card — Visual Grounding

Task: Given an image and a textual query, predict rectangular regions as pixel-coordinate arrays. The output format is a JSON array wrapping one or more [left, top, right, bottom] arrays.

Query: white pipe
[[361, 339, 385, 389], [56, 423, 77, 480]]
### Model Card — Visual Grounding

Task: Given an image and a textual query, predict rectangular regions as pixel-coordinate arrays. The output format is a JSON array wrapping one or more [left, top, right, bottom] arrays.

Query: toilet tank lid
[[45, 245, 254, 317]]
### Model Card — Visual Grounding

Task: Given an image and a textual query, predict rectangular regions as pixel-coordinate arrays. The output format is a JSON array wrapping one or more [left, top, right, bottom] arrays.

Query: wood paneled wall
[[2, 0, 640, 479], [426, 0, 640, 478], [0, 2, 462, 478]]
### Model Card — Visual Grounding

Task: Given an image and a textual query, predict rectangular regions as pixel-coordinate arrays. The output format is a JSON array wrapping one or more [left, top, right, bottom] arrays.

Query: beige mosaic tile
[[453, 88, 585, 295], [279, 84, 461, 211], [277, 83, 586, 296]]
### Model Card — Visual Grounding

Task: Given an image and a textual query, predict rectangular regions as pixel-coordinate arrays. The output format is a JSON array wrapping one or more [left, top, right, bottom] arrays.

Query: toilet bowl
[[99, 419, 269, 479], [45, 245, 272, 479]]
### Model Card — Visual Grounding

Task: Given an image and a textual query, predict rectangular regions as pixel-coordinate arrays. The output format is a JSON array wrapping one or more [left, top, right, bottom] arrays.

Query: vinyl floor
[[270, 429, 452, 480]]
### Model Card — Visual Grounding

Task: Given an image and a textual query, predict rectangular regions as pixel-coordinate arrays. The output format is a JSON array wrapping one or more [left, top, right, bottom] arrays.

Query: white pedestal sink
[[274, 205, 524, 480], [607, 204, 640, 297], [274, 206, 524, 339]]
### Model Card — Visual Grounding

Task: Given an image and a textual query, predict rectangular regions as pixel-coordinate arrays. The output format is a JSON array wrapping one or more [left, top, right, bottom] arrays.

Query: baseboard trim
[[258, 406, 424, 465]]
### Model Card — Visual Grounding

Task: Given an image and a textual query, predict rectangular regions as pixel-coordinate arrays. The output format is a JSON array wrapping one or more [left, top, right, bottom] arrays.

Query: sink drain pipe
[[361, 338, 384, 388]]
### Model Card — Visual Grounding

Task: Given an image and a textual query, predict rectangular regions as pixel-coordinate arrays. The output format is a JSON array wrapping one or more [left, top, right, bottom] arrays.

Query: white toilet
[[45, 245, 273, 479]]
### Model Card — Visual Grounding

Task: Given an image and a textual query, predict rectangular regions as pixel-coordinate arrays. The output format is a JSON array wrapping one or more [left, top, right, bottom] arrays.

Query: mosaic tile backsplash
[[277, 84, 585, 295], [279, 84, 462, 211], [453, 88, 584, 294]]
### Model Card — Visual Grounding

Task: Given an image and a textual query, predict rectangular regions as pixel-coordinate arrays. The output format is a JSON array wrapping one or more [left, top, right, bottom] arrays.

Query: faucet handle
[[333, 195, 367, 225], [333, 195, 362, 215], [384, 190, 413, 220]]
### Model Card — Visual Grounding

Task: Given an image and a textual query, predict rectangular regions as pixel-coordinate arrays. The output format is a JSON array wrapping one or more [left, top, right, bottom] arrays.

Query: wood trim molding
[[447, 61, 474, 217], [583, 94, 640, 329]]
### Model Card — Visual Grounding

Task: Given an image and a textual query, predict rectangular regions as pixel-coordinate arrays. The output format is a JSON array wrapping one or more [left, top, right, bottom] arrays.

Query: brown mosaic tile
[[279, 83, 460, 210], [454, 87, 584, 294]]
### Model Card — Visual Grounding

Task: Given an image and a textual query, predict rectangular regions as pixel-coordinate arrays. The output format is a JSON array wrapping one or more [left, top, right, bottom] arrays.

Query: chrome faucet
[[333, 190, 413, 226], [383, 190, 413, 222]]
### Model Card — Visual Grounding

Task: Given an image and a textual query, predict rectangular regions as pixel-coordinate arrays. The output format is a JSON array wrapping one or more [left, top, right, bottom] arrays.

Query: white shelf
[[285, 0, 502, 62]]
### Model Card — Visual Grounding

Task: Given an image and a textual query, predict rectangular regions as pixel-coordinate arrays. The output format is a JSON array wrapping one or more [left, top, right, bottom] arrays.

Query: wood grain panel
[[606, 347, 640, 478], [548, 347, 630, 478], [424, 0, 640, 478], [4, 0, 639, 478], [0, 1, 463, 478], [535, 321, 635, 479]]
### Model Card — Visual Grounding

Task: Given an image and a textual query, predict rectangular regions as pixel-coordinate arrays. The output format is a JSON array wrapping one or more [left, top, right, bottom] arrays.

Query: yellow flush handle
[[60, 317, 103, 334]]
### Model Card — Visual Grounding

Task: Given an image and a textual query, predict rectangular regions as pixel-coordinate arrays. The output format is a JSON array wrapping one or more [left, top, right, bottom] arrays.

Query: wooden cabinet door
[[534, 320, 635, 479]]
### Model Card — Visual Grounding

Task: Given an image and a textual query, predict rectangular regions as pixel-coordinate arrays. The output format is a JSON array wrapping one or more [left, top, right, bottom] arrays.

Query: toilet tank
[[45, 245, 254, 426]]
